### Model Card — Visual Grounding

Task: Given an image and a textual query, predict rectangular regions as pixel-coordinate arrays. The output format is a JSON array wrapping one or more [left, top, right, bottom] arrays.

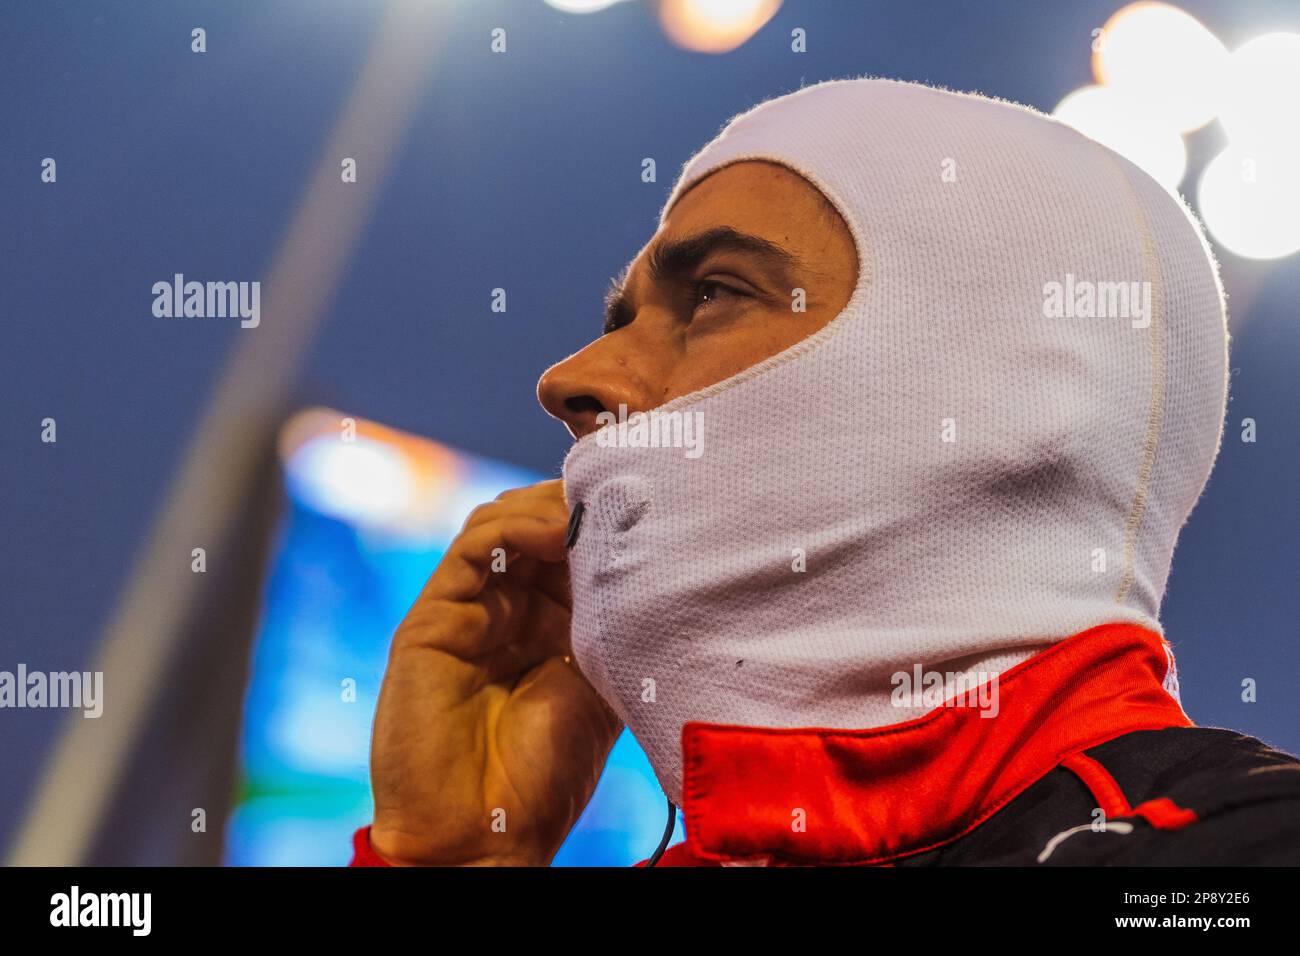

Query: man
[[355, 79, 1300, 866]]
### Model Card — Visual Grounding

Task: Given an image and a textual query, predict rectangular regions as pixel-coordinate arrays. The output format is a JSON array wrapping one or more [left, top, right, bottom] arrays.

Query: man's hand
[[368, 479, 620, 865]]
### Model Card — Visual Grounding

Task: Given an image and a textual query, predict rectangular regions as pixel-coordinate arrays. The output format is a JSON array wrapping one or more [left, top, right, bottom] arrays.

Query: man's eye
[[690, 279, 745, 315]]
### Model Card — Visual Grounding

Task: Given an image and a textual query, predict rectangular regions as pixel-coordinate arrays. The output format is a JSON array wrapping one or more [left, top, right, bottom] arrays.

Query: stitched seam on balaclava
[[1096, 147, 1168, 606]]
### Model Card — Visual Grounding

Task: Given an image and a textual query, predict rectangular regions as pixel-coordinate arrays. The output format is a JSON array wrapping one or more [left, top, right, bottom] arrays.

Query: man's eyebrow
[[646, 226, 800, 282], [603, 226, 801, 333]]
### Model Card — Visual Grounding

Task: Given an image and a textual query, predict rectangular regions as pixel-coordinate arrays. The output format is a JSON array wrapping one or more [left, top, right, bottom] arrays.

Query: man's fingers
[[462, 484, 568, 534], [493, 478, 564, 502], [426, 513, 568, 603]]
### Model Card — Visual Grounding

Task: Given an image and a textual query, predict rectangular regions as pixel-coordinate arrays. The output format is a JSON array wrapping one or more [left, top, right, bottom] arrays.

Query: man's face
[[537, 160, 859, 438]]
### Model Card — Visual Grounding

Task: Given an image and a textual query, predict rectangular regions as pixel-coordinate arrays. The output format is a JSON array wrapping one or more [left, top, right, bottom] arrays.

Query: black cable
[[645, 798, 677, 867]]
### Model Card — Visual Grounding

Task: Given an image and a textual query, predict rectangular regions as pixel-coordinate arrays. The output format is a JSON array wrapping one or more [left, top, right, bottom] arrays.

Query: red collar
[[663, 622, 1189, 866]]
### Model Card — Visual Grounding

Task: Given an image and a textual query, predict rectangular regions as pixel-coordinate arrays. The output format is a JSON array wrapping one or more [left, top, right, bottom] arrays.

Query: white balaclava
[[562, 78, 1228, 805]]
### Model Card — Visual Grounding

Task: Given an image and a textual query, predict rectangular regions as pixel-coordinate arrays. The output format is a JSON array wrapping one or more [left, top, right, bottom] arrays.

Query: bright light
[[1219, 32, 1300, 151], [658, 0, 782, 54], [543, 0, 628, 13], [1092, 2, 1228, 133], [288, 435, 416, 527], [1198, 145, 1300, 260], [1053, 85, 1187, 190]]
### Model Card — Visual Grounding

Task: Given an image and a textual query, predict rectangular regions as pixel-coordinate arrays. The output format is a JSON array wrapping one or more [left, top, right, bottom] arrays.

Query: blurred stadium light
[[543, 0, 633, 13], [1091, 1, 1228, 133], [1198, 32, 1300, 260], [1198, 145, 1300, 261], [1053, 2, 1300, 261], [657, 0, 783, 53], [1219, 31, 1300, 152]]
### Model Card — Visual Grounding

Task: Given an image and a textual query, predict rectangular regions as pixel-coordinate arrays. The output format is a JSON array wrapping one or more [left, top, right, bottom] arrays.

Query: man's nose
[[537, 343, 650, 440]]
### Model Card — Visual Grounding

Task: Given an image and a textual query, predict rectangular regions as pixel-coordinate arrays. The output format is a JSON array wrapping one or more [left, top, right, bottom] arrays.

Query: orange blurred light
[[1091, 2, 1227, 132], [658, 0, 782, 54]]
